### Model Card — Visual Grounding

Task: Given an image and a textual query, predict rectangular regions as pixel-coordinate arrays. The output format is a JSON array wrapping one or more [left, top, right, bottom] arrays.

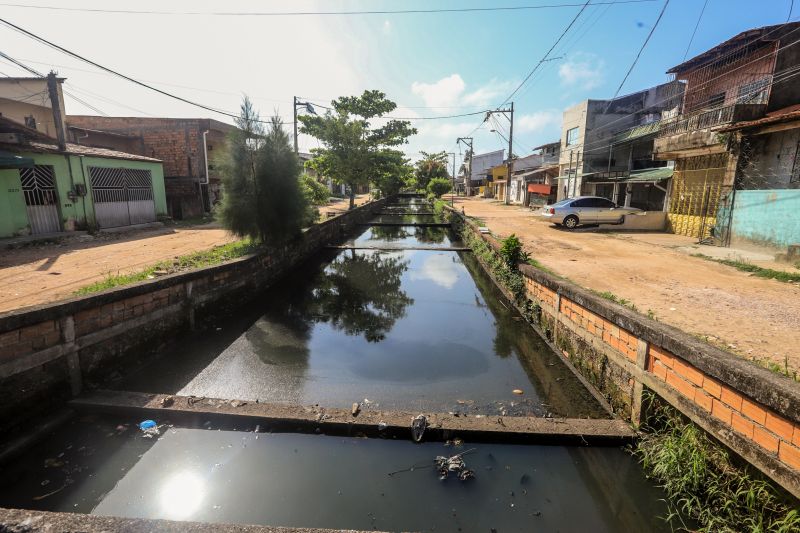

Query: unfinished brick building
[[66, 116, 234, 219]]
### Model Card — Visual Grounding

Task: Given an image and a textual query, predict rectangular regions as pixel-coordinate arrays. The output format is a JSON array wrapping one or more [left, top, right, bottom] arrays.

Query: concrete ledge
[[70, 390, 636, 445], [0, 507, 375, 533]]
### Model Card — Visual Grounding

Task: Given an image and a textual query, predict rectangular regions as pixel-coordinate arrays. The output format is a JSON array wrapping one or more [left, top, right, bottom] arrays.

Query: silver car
[[540, 196, 642, 229]]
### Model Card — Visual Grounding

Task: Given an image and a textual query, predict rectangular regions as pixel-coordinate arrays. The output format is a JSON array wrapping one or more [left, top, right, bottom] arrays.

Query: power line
[[603, 0, 669, 112], [0, 1, 658, 17], [500, 0, 592, 106], [683, 0, 709, 61], [0, 18, 296, 125]]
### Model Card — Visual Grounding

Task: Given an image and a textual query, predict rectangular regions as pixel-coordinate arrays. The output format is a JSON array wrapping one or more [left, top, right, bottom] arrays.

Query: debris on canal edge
[[352, 402, 361, 417], [411, 414, 427, 442]]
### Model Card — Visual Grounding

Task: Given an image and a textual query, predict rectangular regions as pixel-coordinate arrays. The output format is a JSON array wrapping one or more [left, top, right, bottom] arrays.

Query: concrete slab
[[0, 507, 379, 533], [70, 390, 636, 445]]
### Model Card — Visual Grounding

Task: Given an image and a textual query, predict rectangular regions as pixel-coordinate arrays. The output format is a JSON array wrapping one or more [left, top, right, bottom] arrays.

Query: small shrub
[[427, 177, 452, 198], [499, 234, 528, 270]]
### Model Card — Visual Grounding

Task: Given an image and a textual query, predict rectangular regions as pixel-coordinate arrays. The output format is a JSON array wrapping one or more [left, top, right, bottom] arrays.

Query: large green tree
[[371, 149, 414, 198], [217, 97, 309, 244], [299, 90, 416, 209], [413, 151, 450, 191]]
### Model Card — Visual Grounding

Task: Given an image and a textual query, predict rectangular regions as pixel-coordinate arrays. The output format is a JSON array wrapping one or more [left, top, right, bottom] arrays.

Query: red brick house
[[66, 116, 234, 219]]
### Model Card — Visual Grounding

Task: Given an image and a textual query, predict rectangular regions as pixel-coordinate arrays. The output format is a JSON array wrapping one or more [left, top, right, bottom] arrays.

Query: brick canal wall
[[0, 199, 387, 432], [452, 210, 800, 499]]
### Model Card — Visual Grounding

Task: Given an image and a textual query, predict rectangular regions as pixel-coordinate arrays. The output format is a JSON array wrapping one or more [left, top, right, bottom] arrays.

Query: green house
[[0, 118, 167, 238]]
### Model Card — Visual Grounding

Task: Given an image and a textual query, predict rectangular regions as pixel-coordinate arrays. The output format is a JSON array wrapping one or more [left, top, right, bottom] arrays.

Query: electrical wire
[[0, 1, 658, 17], [603, 0, 670, 113], [0, 18, 295, 125], [682, 0, 709, 61]]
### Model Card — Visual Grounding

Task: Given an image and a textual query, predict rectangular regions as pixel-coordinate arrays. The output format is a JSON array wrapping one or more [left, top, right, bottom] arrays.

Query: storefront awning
[[0, 150, 34, 169], [528, 183, 553, 194], [626, 167, 674, 182]]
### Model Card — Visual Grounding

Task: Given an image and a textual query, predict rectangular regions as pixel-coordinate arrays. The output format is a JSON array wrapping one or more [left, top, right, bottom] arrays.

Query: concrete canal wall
[[452, 209, 800, 499], [0, 199, 387, 431]]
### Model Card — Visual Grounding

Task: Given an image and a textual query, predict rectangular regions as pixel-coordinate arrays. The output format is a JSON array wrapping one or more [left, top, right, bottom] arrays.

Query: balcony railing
[[657, 103, 767, 138]]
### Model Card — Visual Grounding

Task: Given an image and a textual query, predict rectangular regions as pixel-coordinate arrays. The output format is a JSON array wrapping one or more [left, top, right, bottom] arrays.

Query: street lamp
[[293, 96, 316, 154]]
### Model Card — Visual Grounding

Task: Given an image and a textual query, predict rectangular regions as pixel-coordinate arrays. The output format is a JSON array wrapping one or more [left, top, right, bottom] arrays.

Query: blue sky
[[1, 0, 795, 160]]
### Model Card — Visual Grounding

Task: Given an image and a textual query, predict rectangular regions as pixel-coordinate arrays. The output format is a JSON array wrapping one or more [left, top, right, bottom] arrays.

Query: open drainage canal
[[0, 415, 671, 532], [0, 196, 679, 531]]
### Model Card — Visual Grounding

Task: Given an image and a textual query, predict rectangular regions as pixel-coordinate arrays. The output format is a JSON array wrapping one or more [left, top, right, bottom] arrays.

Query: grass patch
[[692, 253, 800, 284], [73, 239, 261, 295], [635, 397, 800, 532], [593, 290, 639, 312]]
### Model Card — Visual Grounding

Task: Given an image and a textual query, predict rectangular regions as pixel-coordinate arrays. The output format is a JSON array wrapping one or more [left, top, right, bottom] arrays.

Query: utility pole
[[456, 137, 473, 196], [447, 152, 456, 207], [483, 103, 514, 205], [293, 97, 316, 154], [46, 71, 66, 151]]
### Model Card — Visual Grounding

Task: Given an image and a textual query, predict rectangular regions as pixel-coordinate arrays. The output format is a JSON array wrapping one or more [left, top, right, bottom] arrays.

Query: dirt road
[[454, 197, 800, 372], [0, 225, 237, 313], [0, 195, 373, 313]]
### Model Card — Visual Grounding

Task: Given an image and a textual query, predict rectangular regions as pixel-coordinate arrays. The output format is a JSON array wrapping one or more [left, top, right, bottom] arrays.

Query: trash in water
[[411, 414, 427, 442], [434, 450, 476, 481], [512, 389, 524, 395], [138, 419, 161, 438]]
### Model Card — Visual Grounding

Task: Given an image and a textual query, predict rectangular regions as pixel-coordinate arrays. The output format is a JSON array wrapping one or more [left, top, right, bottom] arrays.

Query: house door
[[20, 165, 61, 234], [667, 155, 727, 239], [88, 167, 156, 229]]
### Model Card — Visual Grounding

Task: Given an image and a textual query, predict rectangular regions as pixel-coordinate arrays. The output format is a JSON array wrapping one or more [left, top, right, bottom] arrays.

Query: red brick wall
[[524, 275, 800, 475]]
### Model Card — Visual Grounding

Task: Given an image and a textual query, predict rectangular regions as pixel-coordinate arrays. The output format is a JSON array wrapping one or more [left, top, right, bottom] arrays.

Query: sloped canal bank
[[0, 196, 681, 531]]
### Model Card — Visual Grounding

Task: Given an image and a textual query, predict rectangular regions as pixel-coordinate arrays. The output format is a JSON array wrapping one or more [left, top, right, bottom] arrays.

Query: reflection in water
[[366, 225, 448, 244], [311, 250, 413, 342], [247, 319, 310, 366], [159, 471, 205, 520], [409, 253, 459, 289]]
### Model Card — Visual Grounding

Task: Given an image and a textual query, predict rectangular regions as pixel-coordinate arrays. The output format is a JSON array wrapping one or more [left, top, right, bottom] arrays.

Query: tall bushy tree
[[372, 149, 413, 198], [414, 151, 449, 191], [299, 90, 416, 209], [217, 97, 309, 244]]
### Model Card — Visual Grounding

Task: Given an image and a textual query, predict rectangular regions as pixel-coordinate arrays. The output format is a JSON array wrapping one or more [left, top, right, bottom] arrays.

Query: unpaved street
[[453, 197, 800, 372], [0, 225, 237, 313], [0, 195, 372, 313]]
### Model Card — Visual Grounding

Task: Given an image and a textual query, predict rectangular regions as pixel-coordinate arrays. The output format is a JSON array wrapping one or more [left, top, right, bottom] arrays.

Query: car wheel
[[563, 215, 579, 229], [618, 215, 626, 225]]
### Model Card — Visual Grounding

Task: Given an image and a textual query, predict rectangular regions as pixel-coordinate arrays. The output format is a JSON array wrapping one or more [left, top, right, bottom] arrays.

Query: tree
[[299, 90, 417, 209], [217, 96, 309, 244], [371, 149, 413, 198], [427, 177, 452, 198], [414, 151, 449, 191]]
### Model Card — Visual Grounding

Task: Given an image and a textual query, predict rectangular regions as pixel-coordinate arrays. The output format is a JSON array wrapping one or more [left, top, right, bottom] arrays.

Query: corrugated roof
[[612, 120, 662, 144], [627, 167, 673, 181], [667, 22, 800, 74], [0, 141, 161, 162], [716, 104, 800, 132]]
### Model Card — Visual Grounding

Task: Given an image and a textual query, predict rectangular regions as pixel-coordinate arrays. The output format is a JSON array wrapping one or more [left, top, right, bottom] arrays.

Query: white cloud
[[410, 253, 460, 289], [411, 74, 466, 109], [516, 110, 561, 134], [558, 54, 604, 90], [382, 20, 391, 35], [410, 75, 515, 112]]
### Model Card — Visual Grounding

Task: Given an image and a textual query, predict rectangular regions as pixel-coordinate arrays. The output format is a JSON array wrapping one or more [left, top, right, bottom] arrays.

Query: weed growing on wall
[[691, 254, 800, 284], [635, 396, 800, 532], [460, 226, 526, 304]]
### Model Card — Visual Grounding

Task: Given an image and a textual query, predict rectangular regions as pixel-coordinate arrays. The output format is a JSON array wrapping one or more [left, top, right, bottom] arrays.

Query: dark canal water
[[0, 197, 678, 531], [0, 414, 672, 532]]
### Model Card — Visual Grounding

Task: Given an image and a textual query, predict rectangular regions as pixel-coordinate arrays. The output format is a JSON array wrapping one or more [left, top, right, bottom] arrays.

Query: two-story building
[[653, 21, 800, 243], [557, 81, 683, 202]]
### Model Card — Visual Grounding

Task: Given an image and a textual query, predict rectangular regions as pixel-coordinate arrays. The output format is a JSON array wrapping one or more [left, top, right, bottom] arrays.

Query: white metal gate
[[88, 167, 156, 228], [20, 165, 61, 234]]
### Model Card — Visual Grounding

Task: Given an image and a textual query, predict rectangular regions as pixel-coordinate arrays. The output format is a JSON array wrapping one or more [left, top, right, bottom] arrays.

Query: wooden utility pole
[[46, 72, 66, 151]]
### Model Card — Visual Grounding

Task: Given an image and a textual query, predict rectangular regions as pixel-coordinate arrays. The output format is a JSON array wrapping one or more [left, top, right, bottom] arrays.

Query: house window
[[566, 127, 579, 146], [24, 115, 36, 129], [737, 77, 770, 104]]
